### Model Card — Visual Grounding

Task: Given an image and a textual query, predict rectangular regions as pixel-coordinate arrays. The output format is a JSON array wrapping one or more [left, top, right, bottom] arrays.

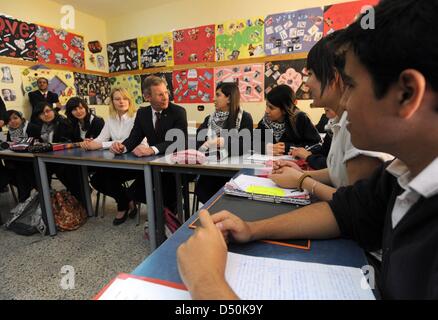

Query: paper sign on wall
[[173, 25, 215, 65], [138, 33, 174, 69], [107, 39, 139, 73], [173, 68, 214, 104]]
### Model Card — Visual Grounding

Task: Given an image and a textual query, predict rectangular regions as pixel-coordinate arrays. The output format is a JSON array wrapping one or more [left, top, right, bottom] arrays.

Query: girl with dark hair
[[195, 82, 253, 203], [65, 97, 105, 142], [257, 84, 321, 155], [6, 110, 40, 142]]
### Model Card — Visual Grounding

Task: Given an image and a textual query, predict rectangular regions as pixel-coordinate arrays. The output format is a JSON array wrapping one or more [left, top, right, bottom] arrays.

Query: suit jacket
[[123, 103, 188, 154], [71, 115, 105, 142], [28, 90, 60, 111]]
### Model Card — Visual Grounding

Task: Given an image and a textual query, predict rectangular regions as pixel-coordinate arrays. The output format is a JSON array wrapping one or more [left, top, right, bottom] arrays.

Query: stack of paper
[[225, 174, 310, 205]]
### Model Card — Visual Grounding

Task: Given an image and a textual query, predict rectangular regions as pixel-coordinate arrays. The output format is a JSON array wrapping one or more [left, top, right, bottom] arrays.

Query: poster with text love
[[0, 16, 37, 61]]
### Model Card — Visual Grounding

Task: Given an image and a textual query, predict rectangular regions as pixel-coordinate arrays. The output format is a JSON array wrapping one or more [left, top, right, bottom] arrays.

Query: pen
[[305, 144, 320, 151]]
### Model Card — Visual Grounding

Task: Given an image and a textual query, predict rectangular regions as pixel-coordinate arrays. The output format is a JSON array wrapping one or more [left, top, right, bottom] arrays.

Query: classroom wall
[[107, 0, 350, 124], [0, 0, 109, 119]]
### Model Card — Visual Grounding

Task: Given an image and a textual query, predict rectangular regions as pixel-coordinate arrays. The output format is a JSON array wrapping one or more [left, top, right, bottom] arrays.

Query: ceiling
[[52, 0, 181, 19]]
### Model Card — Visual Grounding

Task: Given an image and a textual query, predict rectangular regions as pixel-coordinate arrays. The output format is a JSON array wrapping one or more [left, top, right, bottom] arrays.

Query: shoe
[[113, 210, 128, 226], [128, 206, 138, 219]]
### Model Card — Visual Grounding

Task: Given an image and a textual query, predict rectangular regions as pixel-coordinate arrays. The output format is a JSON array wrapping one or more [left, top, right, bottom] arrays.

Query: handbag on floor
[[51, 190, 87, 231], [5, 193, 47, 236]]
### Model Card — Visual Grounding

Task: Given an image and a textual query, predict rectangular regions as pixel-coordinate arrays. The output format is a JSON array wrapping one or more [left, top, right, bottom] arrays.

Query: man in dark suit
[[28, 77, 61, 113], [111, 76, 188, 213]]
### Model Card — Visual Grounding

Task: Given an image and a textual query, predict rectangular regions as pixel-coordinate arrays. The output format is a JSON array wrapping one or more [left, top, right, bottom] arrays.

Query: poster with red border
[[173, 25, 215, 65], [36, 24, 85, 69], [172, 68, 214, 104], [0, 15, 37, 61], [324, 0, 380, 35]]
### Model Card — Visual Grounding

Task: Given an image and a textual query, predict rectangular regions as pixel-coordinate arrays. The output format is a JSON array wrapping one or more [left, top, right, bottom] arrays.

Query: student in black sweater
[[65, 97, 105, 142], [195, 82, 253, 203], [256, 84, 321, 155], [176, 0, 438, 299]]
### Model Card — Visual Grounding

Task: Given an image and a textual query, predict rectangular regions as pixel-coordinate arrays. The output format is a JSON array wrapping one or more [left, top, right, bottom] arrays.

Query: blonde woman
[[81, 88, 148, 225]]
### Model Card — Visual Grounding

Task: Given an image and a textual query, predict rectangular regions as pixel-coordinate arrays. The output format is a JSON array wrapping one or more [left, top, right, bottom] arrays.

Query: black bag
[[5, 193, 47, 236]]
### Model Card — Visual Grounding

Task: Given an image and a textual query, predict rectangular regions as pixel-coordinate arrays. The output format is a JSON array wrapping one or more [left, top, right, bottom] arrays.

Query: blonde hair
[[109, 88, 137, 119]]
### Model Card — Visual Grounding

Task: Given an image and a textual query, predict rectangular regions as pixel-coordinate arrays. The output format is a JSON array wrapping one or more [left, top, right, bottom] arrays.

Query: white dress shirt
[[94, 112, 148, 149], [327, 111, 394, 188], [150, 107, 162, 155], [387, 157, 438, 228]]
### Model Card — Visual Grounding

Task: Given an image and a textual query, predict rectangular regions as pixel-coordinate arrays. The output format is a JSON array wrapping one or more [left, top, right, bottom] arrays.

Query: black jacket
[[6, 121, 41, 142], [123, 103, 188, 154], [196, 110, 253, 156], [36, 115, 74, 143], [329, 162, 438, 299], [71, 116, 105, 142], [0, 97, 7, 123], [306, 133, 332, 170], [256, 112, 321, 154], [28, 90, 60, 112]]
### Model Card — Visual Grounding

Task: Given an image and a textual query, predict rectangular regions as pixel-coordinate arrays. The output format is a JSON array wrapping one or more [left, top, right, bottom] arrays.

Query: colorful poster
[[0, 64, 25, 108], [35, 25, 85, 69], [107, 39, 139, 73], [264, 8, 324, 56], [138, 33, 173, 69], [21, 67, 76, 105], [0, 16, 37, 61], [324, 0, 380, 35], [173, 25, 215, 65], [109, 75, 143, 106], [140, 72, 174, 102], [74, 73, 111, 105], [216, 17, 265, 61], [172, 68, 214, 104], [214, 64, 264, 102], [264, 59, 311, 100]]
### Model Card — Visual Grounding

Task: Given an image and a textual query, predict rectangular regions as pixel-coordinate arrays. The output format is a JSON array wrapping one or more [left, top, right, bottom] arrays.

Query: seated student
[[177, 0, 438, 300], [290, 107, 337, 170], [257, 84, 320, 155], [195, 82, 253, 203], [111, 76, 188, 216], [270, 31, 392, 202], [4, 110, 41, 202], [65, 97, 105, 142], [81, 88, 143, 225], [32, 102, 83, 203]]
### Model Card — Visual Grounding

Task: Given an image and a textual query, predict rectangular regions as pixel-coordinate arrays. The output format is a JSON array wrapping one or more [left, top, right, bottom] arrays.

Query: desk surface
[[0, 149, 36, 159], [132, 184, 369, 285]]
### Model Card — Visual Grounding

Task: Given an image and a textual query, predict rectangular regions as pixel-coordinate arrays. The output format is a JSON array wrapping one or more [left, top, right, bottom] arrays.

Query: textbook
[[224, 174, 311, 206], [95, 253, 375, 300]]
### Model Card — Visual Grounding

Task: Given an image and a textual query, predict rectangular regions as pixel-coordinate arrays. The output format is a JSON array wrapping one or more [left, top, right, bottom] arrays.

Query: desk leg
[[144, 165, 156, 250], [80, 166, 94, 217], [37, 158, 57, 236], [152, 167, 166, 247]]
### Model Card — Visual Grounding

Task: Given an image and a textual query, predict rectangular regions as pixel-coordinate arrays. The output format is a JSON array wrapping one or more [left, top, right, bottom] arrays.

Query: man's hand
[[290, 147, 312, 160], [177, 210, 237, 299], [110, 141, 125, 154], [132, 145, 155, 157], [272, 160, 304, 172], [211, 210, 253, 244], [269, 166, 304, 189]]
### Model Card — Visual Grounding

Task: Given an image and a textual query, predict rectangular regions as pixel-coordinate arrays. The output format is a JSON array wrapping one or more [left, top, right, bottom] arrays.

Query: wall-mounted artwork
[[0, 15, 37, 61], [216, 17, 265, 61], [265, 7, 323, 56], [74, 72, 111, 105], [214, 64, 264, 102], [265, 59, 311, 100], [21, 67, 77, 105], [0, 64, 25, 107], [35, 25, 85, 69], [138, 33, 173, 69], [172, 68, 214, 104], [140, 72, 174, 102], [107, 39, 139, 73], [109, 74, 143, 106], [324, 0, 380, 35], [173, 25, 215, 65]]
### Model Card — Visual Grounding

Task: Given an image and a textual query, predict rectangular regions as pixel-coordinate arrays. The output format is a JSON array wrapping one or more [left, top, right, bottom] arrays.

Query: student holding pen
[[256, 85, 321, 156]]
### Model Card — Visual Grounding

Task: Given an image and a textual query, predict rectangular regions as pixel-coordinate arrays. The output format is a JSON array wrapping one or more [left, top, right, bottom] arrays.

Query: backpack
[[5, 193, 47, 236], [51, 190, 87, 231]]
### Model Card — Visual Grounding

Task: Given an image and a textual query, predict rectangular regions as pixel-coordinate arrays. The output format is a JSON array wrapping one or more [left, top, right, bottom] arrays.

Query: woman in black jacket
[[65, 97, 105, 142], [256, 84, 321, 155], [195, 82, 253, 203], [31, 102, 83, 204]]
